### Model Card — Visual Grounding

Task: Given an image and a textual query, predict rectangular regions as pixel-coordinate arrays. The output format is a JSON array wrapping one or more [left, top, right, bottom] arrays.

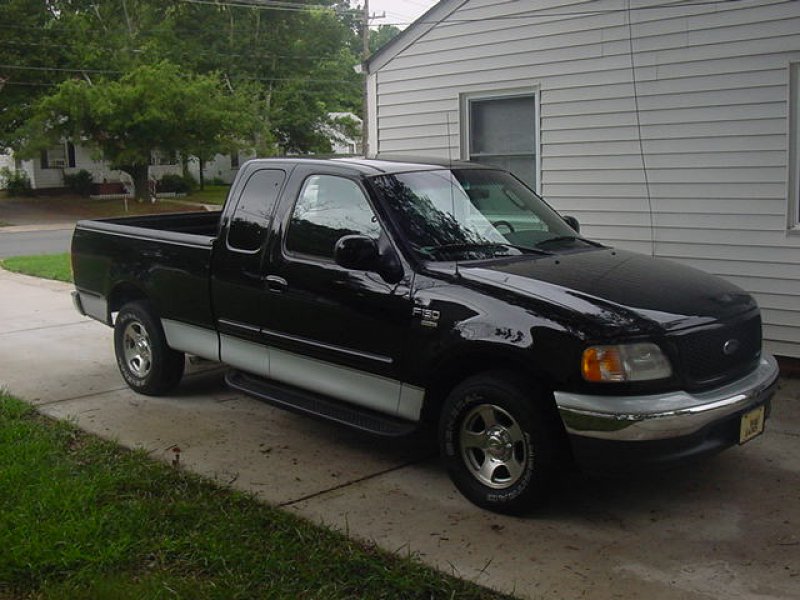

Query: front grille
[[674, 314, 762, 389]]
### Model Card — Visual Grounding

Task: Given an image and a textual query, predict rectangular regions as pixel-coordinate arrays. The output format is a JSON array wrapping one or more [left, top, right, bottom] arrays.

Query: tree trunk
[[199, 157, 205, 191], [121, 165, 150, 201]]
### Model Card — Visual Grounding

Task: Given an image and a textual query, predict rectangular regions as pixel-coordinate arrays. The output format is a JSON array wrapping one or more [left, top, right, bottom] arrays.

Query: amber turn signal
[[582, 346, 626, 382], [582, 343, 673, 383]]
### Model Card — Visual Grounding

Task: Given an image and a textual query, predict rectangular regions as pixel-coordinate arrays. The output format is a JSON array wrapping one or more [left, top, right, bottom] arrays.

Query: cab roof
[[242, 155, 492, 177]]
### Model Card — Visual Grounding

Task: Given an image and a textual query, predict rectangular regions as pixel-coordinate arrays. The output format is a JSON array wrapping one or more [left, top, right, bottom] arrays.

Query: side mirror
[[334, 235, 380, 271], [563, 215, 580, 233], [334, 234, 404, 284]]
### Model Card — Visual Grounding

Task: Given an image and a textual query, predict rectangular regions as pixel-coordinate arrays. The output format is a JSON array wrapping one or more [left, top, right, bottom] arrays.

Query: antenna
[[446, 110, 460, 278]]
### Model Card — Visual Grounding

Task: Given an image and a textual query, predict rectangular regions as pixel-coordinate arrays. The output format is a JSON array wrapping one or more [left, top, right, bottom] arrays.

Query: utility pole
[[361, 0, 370, 157]]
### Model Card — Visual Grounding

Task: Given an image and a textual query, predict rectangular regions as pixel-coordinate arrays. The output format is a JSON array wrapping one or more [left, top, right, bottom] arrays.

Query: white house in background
[[7, 111, 364, 190], [0, 149, 14, 186], [186, 151, 252, 185], [11, 142, 182, 192], [365, 0, 800, 360], [325, 112, 363, 155]]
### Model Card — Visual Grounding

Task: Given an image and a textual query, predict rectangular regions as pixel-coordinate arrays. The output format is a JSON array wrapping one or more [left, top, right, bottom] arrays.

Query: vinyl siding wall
[[371, 0, 800, 358]]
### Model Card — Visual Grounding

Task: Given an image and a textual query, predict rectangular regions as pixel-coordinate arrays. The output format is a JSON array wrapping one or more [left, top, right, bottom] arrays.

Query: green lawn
[[1, 253, 73, 282], [0, 393, 507, 599], [183, 185, 230, 205]]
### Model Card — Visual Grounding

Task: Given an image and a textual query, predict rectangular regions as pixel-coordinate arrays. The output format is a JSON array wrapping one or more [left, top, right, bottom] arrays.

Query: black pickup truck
[[71, 157, 779, 513]]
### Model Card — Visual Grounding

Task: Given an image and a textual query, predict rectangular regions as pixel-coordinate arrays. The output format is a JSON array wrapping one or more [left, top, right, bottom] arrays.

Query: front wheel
[[114, 301, 184, 396], [439, 372, 561, 514]]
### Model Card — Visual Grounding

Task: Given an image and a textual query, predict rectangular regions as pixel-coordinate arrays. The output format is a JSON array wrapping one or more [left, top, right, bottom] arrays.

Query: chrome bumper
[[554, 354, 780, 442]]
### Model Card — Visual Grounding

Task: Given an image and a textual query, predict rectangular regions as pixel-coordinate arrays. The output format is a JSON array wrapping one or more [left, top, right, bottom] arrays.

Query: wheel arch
[[107, 282, 152, 325], [420, 345, 556, 427]]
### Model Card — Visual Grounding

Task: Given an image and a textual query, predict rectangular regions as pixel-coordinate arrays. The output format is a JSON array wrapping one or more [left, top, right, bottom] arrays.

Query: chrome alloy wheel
[[122, 320, 153, 378], [459, 403, 529, 489]]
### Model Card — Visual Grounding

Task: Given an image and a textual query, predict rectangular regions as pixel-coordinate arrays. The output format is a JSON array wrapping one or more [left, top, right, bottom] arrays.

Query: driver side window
[[285, 175, 381, 260]]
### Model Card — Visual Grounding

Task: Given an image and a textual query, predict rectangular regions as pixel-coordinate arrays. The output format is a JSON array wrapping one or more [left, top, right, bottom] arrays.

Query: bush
[[210, 176, 227, 186], [63, 169, 94, 196], [0, 168, 33, 197], [157, 173, 192, 194]]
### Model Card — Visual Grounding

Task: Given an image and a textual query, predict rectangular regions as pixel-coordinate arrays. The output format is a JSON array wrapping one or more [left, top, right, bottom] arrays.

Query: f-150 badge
[[412, 307, 440, 328]]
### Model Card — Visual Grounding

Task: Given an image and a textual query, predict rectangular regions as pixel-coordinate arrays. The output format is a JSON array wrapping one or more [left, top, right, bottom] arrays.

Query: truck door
[[259, 167, 419, 418], [211, 167, 287, 376]]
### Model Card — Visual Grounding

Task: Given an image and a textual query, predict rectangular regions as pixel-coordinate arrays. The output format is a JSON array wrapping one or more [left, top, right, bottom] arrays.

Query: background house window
[[231, 152, 240, 169], [791, 63, 800, 229], [41, 143, 75, 169], [467, 94, 538, 190], [150, 150, 177, 166]]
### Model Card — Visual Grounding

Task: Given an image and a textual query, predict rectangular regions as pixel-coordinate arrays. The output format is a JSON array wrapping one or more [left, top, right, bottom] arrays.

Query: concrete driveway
[[1, 268, 798, 599]]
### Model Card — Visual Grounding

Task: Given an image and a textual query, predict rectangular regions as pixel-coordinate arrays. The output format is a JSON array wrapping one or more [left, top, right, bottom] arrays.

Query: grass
[[1, 253, 73, 283], [183, 185, 230, 206], [0, 392, 508, 600]]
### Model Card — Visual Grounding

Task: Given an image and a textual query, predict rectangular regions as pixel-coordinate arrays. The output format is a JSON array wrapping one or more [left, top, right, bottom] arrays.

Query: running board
[[225, 370, 420, 437]]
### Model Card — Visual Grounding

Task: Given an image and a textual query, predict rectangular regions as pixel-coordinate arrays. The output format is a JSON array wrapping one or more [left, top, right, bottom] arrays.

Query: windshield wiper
[[422, 242, 553, 257], [535, 235, 603, 248]]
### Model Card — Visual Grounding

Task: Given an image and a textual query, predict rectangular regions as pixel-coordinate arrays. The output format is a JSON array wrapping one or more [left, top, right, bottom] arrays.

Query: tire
[[114, 301, 185, 396], [439, 371, 562, 514]]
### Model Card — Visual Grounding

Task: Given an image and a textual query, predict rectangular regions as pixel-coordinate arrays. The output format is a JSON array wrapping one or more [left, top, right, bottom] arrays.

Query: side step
[[225, 370, 420, 437]]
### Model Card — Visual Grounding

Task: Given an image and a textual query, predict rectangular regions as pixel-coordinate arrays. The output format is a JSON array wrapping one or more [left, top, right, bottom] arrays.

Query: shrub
[[0, 168, 33, 197], [210, 176, 227, 186], [157, 173, 191, 194], [63, 169, 94, 196]]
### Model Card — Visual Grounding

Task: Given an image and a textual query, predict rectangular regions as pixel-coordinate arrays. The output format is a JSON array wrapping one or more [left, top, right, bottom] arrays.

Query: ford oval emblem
[[723, 339, 740, 356]]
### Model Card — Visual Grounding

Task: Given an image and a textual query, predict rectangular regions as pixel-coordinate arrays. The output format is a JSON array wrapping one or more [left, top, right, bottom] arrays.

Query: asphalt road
[[0, 228, 73, 258]]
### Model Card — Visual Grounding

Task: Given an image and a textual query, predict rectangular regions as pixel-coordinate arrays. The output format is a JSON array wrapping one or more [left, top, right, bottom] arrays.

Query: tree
[[369, 25, 401, 55], [2, 0, 364, 158], [20, 61, 264, 199]]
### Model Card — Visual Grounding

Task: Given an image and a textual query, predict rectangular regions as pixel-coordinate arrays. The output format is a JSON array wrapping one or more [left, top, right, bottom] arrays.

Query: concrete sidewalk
[[1, 268, 798, 599]]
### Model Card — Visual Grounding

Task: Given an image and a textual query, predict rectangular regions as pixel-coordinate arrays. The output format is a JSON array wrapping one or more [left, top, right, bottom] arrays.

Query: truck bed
[[71, 211, 222, 330]]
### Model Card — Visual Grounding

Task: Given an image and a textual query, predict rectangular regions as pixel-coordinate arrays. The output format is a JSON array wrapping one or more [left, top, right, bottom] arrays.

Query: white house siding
[[187, 153, 243, 185], [17, 143, 183, 191], [0, 150, 14, 187], [369, 0, 800, 358]]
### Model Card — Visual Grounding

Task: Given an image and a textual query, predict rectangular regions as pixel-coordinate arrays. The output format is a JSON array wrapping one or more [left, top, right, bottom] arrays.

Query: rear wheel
[[114, 301, 184, 395], [439, 372, 562, 514]]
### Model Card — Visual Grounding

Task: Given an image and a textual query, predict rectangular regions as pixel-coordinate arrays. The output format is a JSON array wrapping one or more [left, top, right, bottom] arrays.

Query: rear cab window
[[227, 169, 286, 252]]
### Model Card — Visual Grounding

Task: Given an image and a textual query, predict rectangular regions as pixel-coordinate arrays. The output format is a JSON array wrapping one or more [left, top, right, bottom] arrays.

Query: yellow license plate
[[739, 406, 765, 444]]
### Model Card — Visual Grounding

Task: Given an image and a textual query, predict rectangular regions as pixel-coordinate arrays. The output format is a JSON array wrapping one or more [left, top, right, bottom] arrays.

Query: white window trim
[[44, 143, 68, 169], [459, 87, 541, 194], [789, 62, 800, 233]]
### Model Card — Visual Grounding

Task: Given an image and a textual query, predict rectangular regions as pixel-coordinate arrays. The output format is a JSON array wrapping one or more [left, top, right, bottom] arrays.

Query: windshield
[[370, 168, 583, 261]]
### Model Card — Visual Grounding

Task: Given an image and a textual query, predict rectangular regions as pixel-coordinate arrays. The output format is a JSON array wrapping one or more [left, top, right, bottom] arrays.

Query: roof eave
[[365, 0, 470, 74]]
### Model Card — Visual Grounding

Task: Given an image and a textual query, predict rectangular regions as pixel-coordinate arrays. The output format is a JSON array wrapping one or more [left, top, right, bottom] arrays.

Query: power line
[[176, 0, 361, 14], [0, 63, 360, 85], [374, 0, 798, 26], [0, 39, 347, 63], [1, 0, 790, 34]]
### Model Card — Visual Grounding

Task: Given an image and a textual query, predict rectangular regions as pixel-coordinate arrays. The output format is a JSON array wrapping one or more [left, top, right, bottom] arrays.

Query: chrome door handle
[[264, 275, 288, 293]]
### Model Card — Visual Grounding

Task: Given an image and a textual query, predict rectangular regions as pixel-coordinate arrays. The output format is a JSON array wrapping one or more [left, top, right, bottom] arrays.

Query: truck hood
[[431, 248, 756, 334]]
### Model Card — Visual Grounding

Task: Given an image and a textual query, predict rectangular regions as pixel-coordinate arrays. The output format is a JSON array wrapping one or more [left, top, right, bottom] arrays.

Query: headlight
[[581, 343, 672, 383]]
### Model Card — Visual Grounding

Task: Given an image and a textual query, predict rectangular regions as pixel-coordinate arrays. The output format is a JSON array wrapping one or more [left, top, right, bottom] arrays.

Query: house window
[[150, 150, 177, 166], [790, 63, 800, 229], [465, 92, 538, 191], [41, 142, 75, 169], [231, 152, 240, 169]]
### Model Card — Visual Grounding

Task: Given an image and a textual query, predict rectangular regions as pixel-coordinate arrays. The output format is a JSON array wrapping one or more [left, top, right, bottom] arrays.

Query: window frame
[[460, 87, 541, 194], [789, 62, 800, 232], [41, 142, 74, 169], [282, 173, 384, 264]]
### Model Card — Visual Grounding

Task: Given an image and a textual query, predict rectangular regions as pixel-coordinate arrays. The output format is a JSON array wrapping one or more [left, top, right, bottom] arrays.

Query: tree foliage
[[22, 62, 263, 198], [1, 0, 366, 164]]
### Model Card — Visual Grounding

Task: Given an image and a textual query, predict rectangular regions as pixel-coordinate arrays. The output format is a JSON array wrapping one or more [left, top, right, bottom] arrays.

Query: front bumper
[[554, 354, 780, 467]]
